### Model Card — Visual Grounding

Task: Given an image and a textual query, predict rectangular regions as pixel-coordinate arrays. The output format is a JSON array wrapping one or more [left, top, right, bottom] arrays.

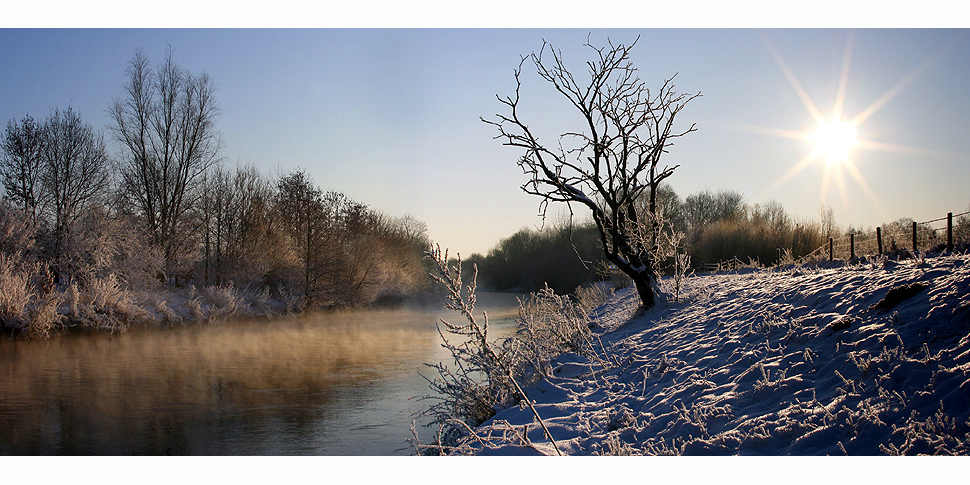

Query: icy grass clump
[[455, 252, 970, 455]]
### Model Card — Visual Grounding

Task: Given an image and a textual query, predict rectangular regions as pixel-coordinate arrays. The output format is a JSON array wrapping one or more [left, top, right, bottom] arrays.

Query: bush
[[417, 246, 610, 455], [0, 253, 33, 332], [515, 284, 601, 381]]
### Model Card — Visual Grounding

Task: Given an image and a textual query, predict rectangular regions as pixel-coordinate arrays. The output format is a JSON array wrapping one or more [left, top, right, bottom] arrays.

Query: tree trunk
[[631, 270, 655, 309]]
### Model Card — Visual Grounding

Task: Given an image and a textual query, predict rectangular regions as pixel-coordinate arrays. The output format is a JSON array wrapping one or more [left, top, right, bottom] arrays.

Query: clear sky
[[3, 9, 970, 256]]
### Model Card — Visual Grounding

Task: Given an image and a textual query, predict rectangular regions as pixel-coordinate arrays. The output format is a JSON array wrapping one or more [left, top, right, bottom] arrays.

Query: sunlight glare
[[812, 117, 857, 165]]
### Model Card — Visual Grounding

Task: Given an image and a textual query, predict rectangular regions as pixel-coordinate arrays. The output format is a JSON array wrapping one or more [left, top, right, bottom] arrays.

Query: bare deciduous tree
[[1, 115, 46, 226], [483, 36, 699, 308], [108, 47, 223, 280], [201, 164, 284, 286], [275, 170, 339, 305], [41, 107, 110, 260]]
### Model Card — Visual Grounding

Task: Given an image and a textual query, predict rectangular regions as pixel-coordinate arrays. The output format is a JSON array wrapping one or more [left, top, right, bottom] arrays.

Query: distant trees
[[108, 48, 223, 280], [682, 189, 746, 234], [0, 47, 434, 321], [200, 164, 283, 287], [273, 169, 431, 307], [484, 36, 700, 309], [471, 186, 837, 293], [471, 220, 602, 294], [274, 170, 339, 305], [0, 115, 45, 226], [1, 108, 110, 262]]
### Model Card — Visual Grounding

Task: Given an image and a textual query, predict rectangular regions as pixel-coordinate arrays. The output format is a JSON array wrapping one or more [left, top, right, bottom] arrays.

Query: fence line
[[699, 209, 970, 273], [797, 209, 970, 265], [703, 257, 745, 273]]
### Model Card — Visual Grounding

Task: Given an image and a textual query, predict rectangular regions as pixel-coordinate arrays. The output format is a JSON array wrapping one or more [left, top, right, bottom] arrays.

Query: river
[[0, 292, 523, 455]]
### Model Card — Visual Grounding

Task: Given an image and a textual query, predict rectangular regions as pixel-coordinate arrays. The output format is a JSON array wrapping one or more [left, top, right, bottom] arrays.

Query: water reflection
[[0, 292, 521, 455]]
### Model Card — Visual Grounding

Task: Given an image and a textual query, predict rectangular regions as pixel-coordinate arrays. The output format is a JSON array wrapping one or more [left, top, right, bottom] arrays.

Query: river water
[[0, 292, 522, 455]]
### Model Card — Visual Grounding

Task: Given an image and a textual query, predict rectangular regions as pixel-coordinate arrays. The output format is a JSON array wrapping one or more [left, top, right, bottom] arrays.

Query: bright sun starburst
[[744, 31, 949, 217], [812, 116, 857, 166]]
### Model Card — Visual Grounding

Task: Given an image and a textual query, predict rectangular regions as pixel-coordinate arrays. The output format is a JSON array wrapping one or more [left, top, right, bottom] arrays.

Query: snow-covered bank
[[465, 253, 970, 455]]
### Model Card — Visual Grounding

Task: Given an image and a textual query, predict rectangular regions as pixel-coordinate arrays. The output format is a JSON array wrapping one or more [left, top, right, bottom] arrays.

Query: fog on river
[[0, 292, 522, 455]]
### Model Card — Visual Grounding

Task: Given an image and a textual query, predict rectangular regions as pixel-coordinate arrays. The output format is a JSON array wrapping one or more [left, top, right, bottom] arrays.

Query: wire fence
[[700, 210, 970, 273], [797, 210, 970, 264]]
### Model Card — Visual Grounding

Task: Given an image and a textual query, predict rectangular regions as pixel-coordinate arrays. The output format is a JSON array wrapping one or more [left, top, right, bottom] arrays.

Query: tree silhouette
[[484, 36, 699, 308]]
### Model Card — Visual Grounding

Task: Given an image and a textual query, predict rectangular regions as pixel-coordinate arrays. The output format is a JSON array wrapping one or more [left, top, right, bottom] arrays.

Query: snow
[[462, 252, 970, 456]]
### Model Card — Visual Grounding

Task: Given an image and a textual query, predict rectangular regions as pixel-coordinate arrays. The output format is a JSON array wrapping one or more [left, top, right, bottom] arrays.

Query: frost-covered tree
[[275, 170, 339, 304], [108, 47, 222, 280], [2, 108, 110, 263], [200, 164, 283, 286], [483, 36, 700, 309]]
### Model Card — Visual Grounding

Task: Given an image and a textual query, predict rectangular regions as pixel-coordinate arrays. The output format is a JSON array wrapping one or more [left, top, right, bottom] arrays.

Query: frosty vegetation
[[418, 245, 970, 455], [0, 49, 431, 339], [414, 246, 615, 455]]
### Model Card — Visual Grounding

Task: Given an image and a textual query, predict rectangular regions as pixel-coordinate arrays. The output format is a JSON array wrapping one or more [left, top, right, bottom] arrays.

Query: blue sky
[[2, 22, 969, 255]]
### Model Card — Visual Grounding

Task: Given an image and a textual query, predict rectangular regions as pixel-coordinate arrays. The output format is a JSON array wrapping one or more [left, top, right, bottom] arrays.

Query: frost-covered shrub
[[0, 253, 33, 331], [0, 203, 35, 258], [575, 281, 614, 314], [24, 296, 62, 340], [418, 248, 519, 449], [418, 246, 562, 455], [202, 284, 244, 319], [515, 284, 601, 381], [60, 210, 163, 288], [153, 298, 180, 324]]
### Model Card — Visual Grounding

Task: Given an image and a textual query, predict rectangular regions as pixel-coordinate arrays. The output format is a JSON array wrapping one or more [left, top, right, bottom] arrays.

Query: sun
[[750, 31, 942, 214], [811, 116, 857, 165]]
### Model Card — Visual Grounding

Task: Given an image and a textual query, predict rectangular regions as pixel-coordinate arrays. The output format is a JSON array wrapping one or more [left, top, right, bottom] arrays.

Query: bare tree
[[108, 47, 222, 280], [201, 163, 282, 286], [41, 107, 110, 260], [1, 115, 46, 226], [683, 189, 746, 235], [275, 170, 339, 305], [483, 36, 699, 309]]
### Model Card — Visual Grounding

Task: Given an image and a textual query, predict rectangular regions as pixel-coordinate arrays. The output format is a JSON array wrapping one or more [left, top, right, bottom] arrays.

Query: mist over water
[[0, 292, 522, 455]]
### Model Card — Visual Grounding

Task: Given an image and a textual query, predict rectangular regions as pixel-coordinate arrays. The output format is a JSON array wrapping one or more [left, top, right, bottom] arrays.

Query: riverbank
[[0, 274, 303, 340], [459, 252, 970, 455]]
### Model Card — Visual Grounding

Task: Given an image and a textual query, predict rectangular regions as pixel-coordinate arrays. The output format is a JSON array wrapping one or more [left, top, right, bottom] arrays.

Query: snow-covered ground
[[465, 252, 970, 456]]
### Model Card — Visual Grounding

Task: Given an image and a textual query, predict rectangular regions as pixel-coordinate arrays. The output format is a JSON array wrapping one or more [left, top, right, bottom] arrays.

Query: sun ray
[[819, 163, 832, 205], [833, 163, 850, 208], [713, 122, 813, 141], [850, 43, 947, 126], [855, 139, 961, 159], [842, 156, 889, 219], [759, 150, 819, 200], [759, 31, 826, 125], [833, 31, 854, 121]]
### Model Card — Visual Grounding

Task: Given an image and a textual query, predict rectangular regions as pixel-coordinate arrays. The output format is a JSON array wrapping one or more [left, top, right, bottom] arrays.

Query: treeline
[[0, 48, 431, 338], [467, 221, 603, 294], [471, 186, 838, 293]]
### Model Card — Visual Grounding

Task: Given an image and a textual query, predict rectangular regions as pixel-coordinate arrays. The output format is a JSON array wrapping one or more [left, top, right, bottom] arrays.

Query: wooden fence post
[[877, 227, 883, 254], [829, 237, 834, 261], [948, 212, 954, 251], [912, 221, 918, 253], [850, 234, 855, 260]]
